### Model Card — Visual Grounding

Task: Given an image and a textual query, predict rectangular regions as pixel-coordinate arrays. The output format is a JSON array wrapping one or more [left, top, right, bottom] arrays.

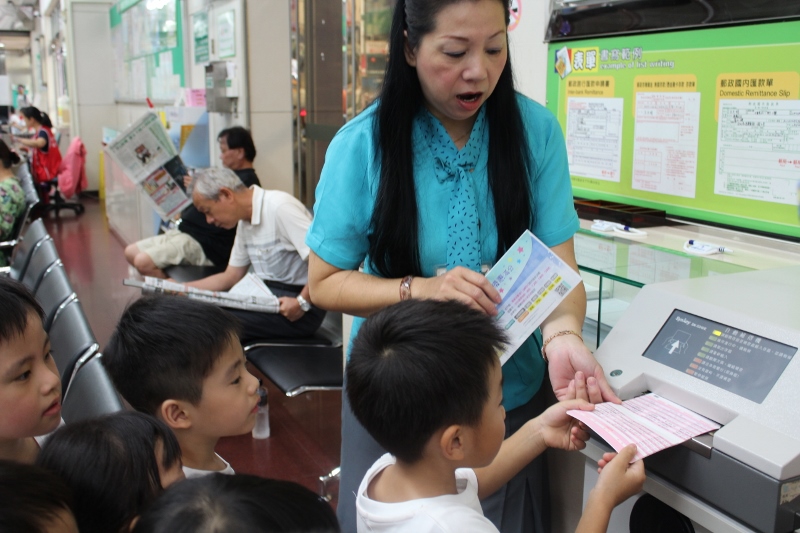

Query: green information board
[[546, 21, 800, 238]]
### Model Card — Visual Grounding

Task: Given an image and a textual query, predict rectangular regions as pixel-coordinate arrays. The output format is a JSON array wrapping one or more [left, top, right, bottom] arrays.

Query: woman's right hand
[[414, 266, 501, 315]]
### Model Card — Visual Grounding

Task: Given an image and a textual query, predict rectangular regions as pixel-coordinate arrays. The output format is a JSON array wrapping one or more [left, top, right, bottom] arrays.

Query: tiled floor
[[43, 199, 341, 506]]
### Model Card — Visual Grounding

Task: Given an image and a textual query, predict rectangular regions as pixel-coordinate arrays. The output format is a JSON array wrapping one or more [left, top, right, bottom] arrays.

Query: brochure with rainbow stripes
[[486, 230, 584, 364]]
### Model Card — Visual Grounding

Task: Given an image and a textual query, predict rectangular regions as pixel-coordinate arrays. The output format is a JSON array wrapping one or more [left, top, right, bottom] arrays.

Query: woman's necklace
[[450, 129, 471, 149]]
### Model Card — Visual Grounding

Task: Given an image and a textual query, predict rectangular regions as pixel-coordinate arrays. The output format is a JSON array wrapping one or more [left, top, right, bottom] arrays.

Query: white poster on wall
[[565, 97, 624, 181], [217, 10, 236, 58], [632, 92, 701, 198], [715, 99, 800, 205]]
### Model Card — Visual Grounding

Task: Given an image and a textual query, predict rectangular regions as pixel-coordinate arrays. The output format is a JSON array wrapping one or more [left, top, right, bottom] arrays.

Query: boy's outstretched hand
[[593, 444, 646, 507], [539, 399, 593, 451], [577, 445, 646, 533]]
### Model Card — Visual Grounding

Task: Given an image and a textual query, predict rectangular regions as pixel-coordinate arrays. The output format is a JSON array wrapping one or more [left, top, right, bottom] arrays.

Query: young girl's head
[[36, 411, 183, 533], [132, 473, 340, 533], [0, 278, 62, 456], [0, 459, 78, 533]]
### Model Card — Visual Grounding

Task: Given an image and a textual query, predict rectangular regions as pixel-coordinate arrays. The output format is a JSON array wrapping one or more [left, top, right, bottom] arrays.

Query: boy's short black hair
[[0, 459, 74, 533], [36, 411, 182, 533], [347, 299, 507, 463], [132, 473, 340, 533], [218, 126, 256, 162], [0, 277, 45, 346], [103, 295, 241, 415]]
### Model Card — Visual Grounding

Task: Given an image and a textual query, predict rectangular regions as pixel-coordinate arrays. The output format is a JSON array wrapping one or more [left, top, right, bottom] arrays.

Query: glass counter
[[574, 229, 753, 350]]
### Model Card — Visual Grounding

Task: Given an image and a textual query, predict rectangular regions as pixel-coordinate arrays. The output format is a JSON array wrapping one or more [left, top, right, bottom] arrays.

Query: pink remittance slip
[[567, 393, 721, 461]]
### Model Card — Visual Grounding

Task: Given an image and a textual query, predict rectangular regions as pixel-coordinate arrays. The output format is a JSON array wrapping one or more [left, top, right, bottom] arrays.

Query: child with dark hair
[[0, 277, 62, 463], [36, 411, 183, 533], [348, 299, 645, 533], [103, 295, 261, 477], [0, 459, 78, 533], [132, 473, 340, 533]]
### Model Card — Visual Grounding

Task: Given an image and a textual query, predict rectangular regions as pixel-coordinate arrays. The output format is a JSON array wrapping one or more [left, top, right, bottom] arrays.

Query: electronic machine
[[582, 266, 800, 533]]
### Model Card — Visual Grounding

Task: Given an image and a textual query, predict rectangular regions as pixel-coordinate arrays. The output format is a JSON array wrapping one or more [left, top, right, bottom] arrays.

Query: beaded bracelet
[[540, 330, 583, 362], [399, 275, 413, 301]]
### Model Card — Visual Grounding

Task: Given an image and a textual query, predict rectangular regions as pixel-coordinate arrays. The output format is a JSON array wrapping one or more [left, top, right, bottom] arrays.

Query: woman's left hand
[[545, 333, 620, 404]]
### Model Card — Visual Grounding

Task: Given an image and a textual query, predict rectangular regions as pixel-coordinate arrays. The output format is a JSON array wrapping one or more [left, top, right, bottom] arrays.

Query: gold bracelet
[[540, 330, 583, 362]]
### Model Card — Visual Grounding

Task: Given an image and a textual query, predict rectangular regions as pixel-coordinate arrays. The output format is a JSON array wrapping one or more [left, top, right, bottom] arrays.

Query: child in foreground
[[36, 411, 183, 533], [0, 277, 62, 464], [347, 299, 645, 533], [133, 473, 340, 533], [0, 459, 78, 533], [103, 295, 261, 477]]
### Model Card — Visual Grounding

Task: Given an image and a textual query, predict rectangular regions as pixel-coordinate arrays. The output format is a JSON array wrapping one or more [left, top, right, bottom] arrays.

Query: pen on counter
[[613, 224, 647, 236], [684, 240, 734, 255]]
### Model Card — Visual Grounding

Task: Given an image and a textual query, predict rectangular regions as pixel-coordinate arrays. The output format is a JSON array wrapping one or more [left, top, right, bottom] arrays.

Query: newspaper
[[105, 112, 191, 220], [123, 273, 280, 313]]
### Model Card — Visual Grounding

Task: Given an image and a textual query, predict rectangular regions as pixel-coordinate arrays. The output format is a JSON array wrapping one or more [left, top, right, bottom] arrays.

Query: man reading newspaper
[[124, 127, 262, 278], [178, 167, 325, 344]]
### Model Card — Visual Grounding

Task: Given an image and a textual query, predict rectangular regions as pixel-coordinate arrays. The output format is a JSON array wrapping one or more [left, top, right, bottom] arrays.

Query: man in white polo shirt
[[184, 167, 324, 343]]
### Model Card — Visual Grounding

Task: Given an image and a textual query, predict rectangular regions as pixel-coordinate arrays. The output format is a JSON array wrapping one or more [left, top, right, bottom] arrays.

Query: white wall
[[66, 0, 117, 190], [508, 1, 551, 105], [245, 0, 293, 193]]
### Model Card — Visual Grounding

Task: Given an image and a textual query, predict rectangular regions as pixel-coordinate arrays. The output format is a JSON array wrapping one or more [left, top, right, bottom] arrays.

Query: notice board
[[546, 21, 800, 239], [109, 0, 185, 103]]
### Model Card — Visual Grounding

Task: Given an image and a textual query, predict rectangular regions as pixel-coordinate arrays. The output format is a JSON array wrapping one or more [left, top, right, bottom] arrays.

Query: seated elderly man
[[183, 167, 325, 344], [124, 126, 260, 278]]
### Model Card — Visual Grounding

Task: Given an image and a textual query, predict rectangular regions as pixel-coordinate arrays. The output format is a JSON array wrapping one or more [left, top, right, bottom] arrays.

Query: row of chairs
[[1, 218, 123, 424]]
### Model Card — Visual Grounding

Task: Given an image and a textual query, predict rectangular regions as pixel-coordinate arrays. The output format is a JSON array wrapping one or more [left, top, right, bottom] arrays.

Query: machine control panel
[[643, 309, 797, 403]]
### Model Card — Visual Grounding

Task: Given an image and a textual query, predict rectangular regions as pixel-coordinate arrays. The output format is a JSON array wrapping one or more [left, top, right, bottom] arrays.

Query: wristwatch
[[296, 295, 311, 312]]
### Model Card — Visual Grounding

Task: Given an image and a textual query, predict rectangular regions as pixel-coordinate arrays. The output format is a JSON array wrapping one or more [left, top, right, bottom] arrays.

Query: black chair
[[244, 310, 345, 350], [47, 298, 99, 391], [1, 218, 48, 279], [41, 178, 85, 217], [20, 239, 60, 292], [245, 344, 344, 397], [242, 312, 344, 395], [15, 159, 41, 207], [61, 353, 124, 424], [34, 262, 76, 331]]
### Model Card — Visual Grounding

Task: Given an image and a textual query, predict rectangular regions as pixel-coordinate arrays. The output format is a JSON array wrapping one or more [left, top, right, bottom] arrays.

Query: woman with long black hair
[[14, 107, 62, 186], [306, 1, 617, 531]]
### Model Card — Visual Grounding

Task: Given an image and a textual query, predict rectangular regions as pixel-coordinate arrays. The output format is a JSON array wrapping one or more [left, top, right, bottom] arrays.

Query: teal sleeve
[[306, 112, 378, 270]]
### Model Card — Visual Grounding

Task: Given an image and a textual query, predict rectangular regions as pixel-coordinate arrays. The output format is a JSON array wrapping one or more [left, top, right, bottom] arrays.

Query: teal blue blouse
[[307, 94, 579, 411]]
